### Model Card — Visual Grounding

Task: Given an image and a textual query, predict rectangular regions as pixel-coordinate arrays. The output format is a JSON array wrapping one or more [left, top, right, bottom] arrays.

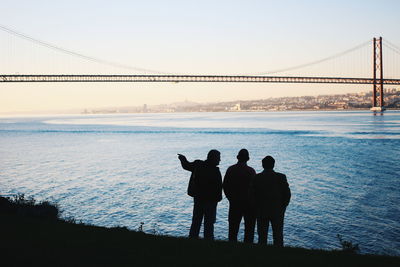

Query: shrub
[[337, 234, 360, 254], [0, 194, 59, 220]]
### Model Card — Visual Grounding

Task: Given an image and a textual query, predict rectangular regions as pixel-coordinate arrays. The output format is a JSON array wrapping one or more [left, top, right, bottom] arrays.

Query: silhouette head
[[262, 156, 275, 170], [207, 149, 221, 166], [237, 149, 249, 162]]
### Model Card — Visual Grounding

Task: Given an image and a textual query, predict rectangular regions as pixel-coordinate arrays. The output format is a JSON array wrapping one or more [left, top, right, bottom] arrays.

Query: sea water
[[0, 111, 399, 255]]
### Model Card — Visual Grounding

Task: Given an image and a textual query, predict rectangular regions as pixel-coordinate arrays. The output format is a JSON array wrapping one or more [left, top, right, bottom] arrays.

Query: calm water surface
[[1, 111, 399, 255]]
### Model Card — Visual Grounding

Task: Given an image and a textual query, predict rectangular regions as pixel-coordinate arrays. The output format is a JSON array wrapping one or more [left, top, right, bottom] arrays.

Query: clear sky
[[0, 0, 400, 113]]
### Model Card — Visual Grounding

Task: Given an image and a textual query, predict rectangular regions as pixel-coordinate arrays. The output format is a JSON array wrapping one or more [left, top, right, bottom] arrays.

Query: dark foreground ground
[[1, 213, 400, 267]]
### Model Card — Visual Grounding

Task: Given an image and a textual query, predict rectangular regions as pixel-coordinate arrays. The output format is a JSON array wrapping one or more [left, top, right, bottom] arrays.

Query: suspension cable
[[1, 24, 392, 77], [384, 40, 400, 55], [252, 40, 371, 75], [0, 24, 171, 74]]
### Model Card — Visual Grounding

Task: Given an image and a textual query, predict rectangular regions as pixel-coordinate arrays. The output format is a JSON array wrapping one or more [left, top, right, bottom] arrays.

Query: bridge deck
[[1, 75, 400, 84]]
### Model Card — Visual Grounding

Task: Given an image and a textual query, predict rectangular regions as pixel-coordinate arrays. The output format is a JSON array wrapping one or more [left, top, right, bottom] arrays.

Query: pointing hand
[[177, 154, 186, 161]]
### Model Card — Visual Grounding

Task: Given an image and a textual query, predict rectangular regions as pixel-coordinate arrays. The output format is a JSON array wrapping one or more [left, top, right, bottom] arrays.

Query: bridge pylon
[[371, 37, 385, 111]]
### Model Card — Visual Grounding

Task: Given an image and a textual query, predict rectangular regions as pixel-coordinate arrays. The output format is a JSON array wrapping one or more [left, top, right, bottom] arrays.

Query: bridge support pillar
[[371, 37, 385, 111]]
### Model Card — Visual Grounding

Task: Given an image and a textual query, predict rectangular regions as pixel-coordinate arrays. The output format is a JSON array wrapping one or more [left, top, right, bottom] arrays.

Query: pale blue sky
[[1, 0, 399, 113]]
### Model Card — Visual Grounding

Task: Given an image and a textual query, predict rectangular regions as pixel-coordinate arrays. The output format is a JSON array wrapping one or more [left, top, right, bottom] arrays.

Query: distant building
[[232, 103, 241, 111]]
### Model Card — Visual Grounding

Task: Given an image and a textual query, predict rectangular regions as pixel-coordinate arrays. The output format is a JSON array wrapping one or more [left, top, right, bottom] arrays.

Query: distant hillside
[[82, 89, 400, 113]]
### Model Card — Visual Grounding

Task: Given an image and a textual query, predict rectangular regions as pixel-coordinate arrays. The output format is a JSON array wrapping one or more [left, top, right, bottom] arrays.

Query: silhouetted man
[[178, 150, 222, 240], [223, 149, 256, 243], [252, 156, 291, 247]]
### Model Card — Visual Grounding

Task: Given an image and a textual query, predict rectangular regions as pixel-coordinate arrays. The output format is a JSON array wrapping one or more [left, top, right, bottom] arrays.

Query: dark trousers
[[189, 198, 217, 240], [257, 212, 285, 247], [228, 201, 256, 243]]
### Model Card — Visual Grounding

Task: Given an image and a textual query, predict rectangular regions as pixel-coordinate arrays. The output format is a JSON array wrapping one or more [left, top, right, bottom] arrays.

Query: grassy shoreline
[[1, 196, 399, 266]]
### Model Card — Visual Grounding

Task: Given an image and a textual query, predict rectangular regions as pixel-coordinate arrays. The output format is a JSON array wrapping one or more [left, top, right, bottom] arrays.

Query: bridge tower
[[371, 37, 385, 111]]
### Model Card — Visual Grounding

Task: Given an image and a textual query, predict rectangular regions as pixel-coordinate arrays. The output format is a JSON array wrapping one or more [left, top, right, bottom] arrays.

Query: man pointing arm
[[178, 150, 222, 240]]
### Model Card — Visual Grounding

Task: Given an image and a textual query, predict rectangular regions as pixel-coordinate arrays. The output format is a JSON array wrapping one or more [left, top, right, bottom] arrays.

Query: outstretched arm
[[178, 154, 195, 172]]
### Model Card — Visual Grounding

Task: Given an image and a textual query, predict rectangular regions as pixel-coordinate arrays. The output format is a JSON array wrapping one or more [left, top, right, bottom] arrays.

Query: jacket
[[181, 159, 222, 202], [252, 169, 291, 217], [223, 162, 256, 204]]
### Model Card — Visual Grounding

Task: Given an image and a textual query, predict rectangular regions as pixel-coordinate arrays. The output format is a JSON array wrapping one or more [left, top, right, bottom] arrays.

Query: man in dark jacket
[[223, 149, 256, 243], [252, 156, 291, 247], [178, 150, 222, 240]]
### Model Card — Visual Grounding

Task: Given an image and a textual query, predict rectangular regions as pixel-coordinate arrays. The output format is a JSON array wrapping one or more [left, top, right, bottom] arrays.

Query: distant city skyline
[[2, 87, 397, 115], [79, 88, 400, 114], [1, 0, 400, 113]]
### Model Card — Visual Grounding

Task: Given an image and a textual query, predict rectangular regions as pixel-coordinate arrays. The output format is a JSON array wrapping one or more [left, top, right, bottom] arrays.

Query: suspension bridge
[[1, 25, 400, 110]]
